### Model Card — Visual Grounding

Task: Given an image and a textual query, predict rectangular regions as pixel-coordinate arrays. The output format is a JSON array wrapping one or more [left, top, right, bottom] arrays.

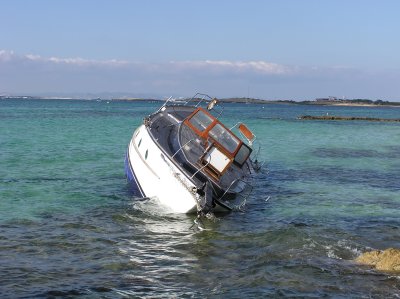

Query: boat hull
[[125, 125, 199, 214], [124, 150, 145, 197]]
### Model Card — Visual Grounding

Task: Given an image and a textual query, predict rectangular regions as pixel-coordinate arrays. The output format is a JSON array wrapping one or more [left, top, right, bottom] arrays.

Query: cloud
[[0, 50, 131, 67], [0, 50, 15, 62], [0, 50, 295, 74], [169, 60, 296, 75], [0, 50, 399, 100]]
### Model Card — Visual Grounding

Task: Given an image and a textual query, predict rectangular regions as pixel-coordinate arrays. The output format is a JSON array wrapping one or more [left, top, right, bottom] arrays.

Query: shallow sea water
[[1, 99, 399, 298]]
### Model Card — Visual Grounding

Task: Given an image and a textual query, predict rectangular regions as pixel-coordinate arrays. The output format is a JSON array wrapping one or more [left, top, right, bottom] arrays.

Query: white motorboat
[[124, 93, 261, 216]]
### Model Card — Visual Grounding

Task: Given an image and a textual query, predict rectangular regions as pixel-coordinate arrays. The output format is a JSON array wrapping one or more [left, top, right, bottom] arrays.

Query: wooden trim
[[184, 107, 243, 157]]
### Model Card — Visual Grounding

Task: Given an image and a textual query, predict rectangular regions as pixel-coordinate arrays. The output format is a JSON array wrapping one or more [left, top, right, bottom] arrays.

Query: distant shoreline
[[299, 115, 400, 122], [87, 97, 400, 107], [1, 95, 400, 107]]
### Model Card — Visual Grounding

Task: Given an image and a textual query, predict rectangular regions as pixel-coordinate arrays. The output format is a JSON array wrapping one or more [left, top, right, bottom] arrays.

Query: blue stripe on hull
[[124, 149, 145, 198]]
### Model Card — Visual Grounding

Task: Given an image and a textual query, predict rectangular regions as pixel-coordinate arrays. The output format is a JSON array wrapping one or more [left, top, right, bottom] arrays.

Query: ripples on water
[[0, 99, 399, 298]]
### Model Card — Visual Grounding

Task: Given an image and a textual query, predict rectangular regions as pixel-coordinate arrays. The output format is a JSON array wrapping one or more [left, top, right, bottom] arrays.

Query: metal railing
[[217, 178, 253, 204], [190, 157, 212, 179], [171, 138, 195, 158], [184, 93, 214, 107]]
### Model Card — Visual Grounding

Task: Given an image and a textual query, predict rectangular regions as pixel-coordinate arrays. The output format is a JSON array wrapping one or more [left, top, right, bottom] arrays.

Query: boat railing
[[190, 140, 215, 179], [217, 178, 254, 210], [249, 141, 265, 172], [155, 96, 173, 113], [190, 158, 211, 179], [171, 138, 196, 159], [184, 93, 214, 107], [157, 93, 211, 108], [157, 93, 225, 121], [184, 93, 224, 118]]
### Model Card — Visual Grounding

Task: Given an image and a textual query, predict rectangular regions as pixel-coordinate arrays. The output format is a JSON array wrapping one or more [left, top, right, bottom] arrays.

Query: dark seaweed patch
[[384, 145, 400, 158], [298, 166, 400, 191], [312, 148, 380, 158]]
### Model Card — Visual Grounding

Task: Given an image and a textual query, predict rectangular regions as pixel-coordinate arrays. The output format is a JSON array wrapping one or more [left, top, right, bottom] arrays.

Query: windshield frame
[[184, 108, 243, 157]]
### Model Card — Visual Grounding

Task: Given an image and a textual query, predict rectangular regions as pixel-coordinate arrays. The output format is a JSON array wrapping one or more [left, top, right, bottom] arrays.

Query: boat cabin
[[184, 107, 252, 178]]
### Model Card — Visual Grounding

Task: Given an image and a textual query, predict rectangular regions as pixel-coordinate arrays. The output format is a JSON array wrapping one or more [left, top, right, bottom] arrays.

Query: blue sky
[[1, 0, 399, 100]]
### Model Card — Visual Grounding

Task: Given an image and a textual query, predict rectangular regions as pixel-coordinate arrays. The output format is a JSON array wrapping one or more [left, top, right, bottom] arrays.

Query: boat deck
[[146, 104, 251, 197], [146, 106, 206, 186]]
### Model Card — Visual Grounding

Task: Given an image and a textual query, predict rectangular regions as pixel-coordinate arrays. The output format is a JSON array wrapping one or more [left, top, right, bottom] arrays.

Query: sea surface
[[1, 98, 399, 298]]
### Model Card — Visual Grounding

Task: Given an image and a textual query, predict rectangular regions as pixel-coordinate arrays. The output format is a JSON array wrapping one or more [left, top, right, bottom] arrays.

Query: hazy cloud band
[[0, 50, 398, 100]]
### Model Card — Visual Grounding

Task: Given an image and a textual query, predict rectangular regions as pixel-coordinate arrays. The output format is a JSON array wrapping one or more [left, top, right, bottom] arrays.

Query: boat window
[[138, 138, 142, 147], [208, 124, 240, 153], [145, 149, 148, 159], [234, 143, 251, 166], [188, 109, 214, 132]]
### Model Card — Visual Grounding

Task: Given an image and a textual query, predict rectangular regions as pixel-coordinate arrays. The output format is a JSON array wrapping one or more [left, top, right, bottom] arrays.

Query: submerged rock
[[356, 248, 400, 272]]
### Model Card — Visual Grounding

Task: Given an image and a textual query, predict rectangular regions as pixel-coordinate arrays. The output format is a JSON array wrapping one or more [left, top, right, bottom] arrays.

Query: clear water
[[1, 99, 399, 298]]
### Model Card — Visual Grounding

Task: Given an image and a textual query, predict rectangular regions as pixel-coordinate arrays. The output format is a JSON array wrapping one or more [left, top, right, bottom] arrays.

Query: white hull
[[127, 125, 200, 213]]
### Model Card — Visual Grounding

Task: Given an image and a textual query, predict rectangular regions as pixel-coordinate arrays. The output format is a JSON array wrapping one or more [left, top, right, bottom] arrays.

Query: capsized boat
[[124, 93, 262, 216]]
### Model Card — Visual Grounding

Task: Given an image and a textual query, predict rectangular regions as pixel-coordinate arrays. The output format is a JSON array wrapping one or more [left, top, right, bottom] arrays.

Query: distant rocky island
[[300, 115, 400, 122], [296, 98, 400, 107], [1, 95, 400, 107], [216, 97, 400, 107]]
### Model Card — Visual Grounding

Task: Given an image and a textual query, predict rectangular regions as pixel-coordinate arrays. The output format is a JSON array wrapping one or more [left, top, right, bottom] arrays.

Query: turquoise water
[[1, 99, 399, 298]]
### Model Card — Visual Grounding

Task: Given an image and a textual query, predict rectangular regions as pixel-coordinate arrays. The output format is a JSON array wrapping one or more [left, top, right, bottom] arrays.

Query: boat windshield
[[188, 109, 214, 132], [186, 107, 249, 161], [208, 123, 240, 154]]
